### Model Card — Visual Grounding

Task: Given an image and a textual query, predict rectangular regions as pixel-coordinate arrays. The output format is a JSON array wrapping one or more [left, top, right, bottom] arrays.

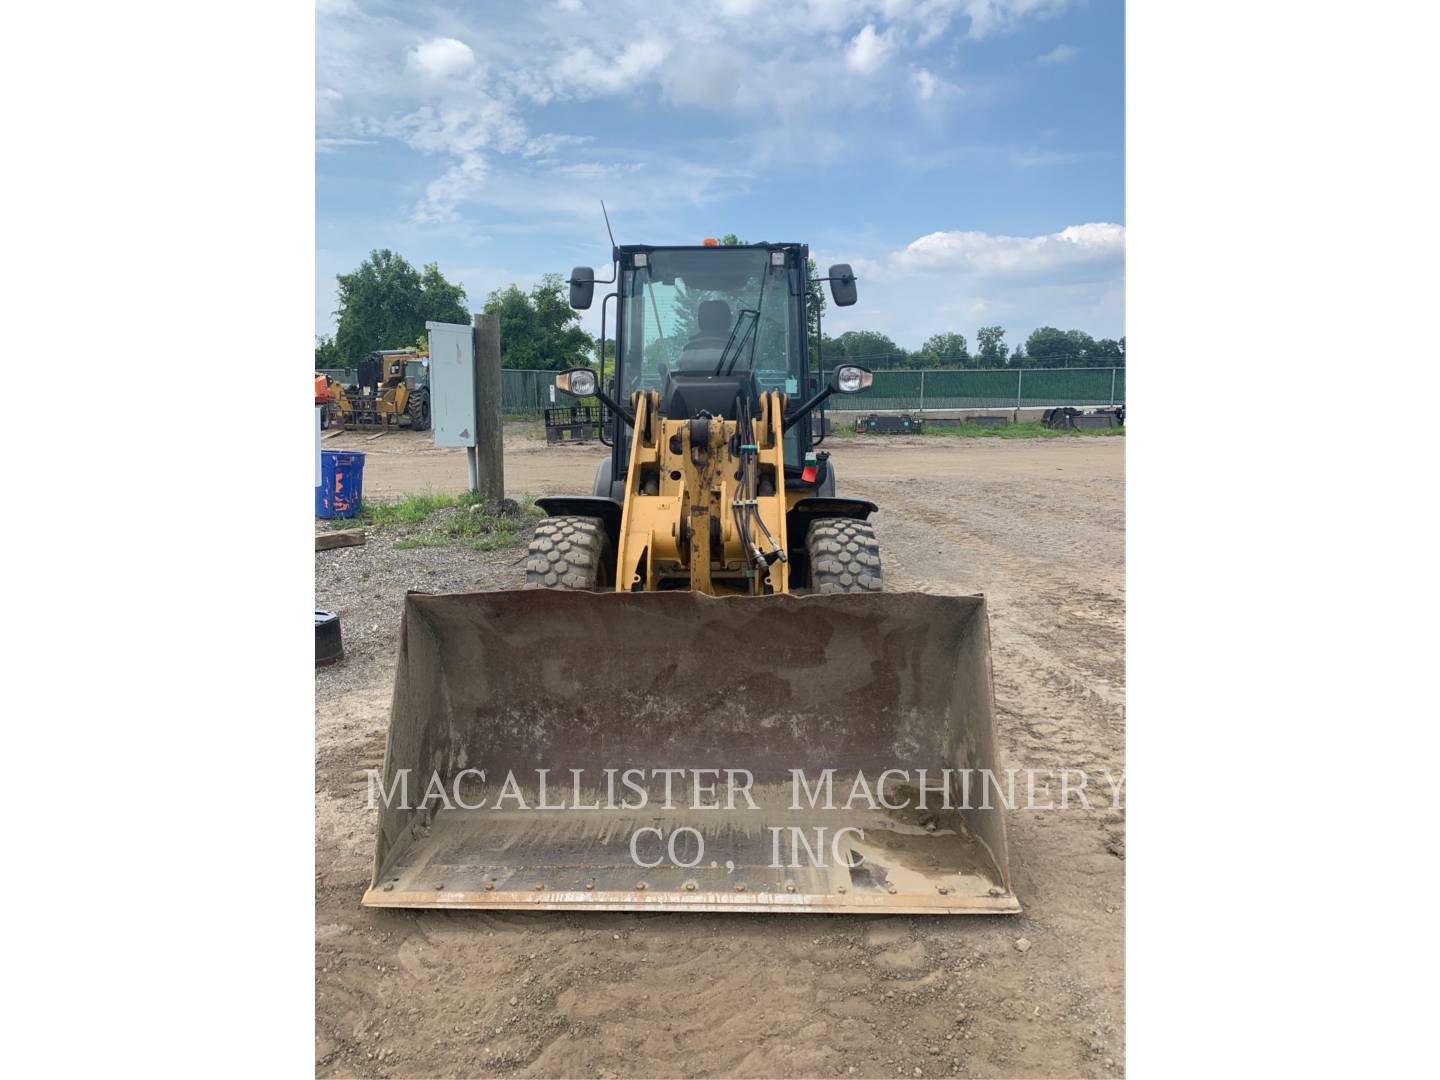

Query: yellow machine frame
[[614, 388, 794, 595], [610, 385, 817, 596], [338, 350, 428, 430]]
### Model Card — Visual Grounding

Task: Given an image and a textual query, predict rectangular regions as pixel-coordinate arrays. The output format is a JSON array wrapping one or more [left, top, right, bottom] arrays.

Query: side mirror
[[569, 266, 595, 310], [831, 365, 873, 394], [828, 263, 858, 307], [555, 367, 598, 397]]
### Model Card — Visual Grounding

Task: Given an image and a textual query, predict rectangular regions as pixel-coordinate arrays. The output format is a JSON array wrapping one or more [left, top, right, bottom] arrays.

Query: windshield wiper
[[724, 264, 771, 377], [714, 309, 759, 376]]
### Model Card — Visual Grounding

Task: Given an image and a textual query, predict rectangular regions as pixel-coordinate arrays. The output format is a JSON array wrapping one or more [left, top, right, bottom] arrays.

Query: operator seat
[[678, 299, 732, 368]]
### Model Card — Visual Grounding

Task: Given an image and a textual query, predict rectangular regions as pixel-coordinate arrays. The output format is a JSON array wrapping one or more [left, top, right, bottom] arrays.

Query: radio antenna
[[601, 200, 616, 252]]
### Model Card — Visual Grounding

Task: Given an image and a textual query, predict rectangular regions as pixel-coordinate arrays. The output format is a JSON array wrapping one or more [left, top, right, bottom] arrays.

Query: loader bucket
[[363, 590, 1019, 915]]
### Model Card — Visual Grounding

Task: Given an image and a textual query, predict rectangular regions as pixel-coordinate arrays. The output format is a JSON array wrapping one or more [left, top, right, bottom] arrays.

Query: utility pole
[[472, 313, 504, 500]]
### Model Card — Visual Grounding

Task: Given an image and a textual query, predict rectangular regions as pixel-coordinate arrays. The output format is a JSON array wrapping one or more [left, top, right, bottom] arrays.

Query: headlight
[[834, 365, 873, 394], [556, 368, 598, 397]]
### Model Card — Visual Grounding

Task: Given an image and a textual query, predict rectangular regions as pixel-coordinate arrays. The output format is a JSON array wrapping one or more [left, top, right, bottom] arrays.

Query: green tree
[[419, 262, 467, 324], [916, 331, 970, 368], [1066, 330, 1097, 366], [330, 250, 469, 366], [1025, 325, 1071, 368], [1009, 343, 1027, 367], [1022, 328, 1126, 366], [804, 260, 826, 356], [314, 334, 341, 369], [825, 329, 908, 368], [975, 326, 1009, 367], [1089, 338, 1125, 366], [592, 333, 616, 367], [482, 273, 594, 370]]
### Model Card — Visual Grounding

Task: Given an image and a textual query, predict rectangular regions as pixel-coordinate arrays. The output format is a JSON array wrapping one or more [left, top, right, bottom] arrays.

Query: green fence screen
[[823, 367, 1125, 411], [493, 366, 1126, 417]]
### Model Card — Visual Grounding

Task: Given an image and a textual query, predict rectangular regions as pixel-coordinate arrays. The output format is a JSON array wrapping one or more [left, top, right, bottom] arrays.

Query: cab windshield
[[619, 248, 802, 397]]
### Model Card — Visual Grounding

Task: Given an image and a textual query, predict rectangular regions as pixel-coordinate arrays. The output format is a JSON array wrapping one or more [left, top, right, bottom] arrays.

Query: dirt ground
[[316, 426, 1125, 1079]]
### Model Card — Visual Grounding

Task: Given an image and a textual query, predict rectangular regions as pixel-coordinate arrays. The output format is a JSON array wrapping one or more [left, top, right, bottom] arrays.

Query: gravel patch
[[314, 520, 537, 702]]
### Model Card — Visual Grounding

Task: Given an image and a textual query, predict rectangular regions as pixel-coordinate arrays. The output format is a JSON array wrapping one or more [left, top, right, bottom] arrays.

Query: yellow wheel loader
[[363, 243, 1018, 915], [337, 349, 431, 432]]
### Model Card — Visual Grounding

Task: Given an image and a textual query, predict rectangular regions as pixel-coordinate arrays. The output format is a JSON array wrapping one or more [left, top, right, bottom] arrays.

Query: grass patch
[[828, 419, 1123, 439], [351, 491, 461, 526], [325, 490, 543, 550], [502, 417, 547, 439], [922, 420, 1124, 439]]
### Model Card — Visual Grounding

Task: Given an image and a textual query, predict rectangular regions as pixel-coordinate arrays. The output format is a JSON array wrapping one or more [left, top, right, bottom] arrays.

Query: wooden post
[[473, 313, 504, 500]]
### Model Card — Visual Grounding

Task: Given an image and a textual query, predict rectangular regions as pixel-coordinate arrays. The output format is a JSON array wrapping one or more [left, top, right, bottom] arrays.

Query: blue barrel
[[316, 450, 365, 519]]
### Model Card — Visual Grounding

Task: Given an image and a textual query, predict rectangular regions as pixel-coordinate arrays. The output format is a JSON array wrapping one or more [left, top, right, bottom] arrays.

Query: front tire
[[523, 516, 611, 590], [407, 388, 431, 432], [806, 517, 883, 594]]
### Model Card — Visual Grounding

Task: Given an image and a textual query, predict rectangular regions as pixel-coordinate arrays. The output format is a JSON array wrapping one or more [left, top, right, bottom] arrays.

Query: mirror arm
[[569, 264, 618, 287], [567, 255, 619, 289], [783, 384, 836, 434], [591, 385, 634, 427]]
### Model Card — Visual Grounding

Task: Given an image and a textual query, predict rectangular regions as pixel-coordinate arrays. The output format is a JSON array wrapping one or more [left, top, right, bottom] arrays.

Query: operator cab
[[564, 241, 859, 493], [616, 245, 799, 401]]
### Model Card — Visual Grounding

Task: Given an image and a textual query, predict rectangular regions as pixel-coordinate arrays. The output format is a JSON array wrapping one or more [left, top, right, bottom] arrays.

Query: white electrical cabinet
[[425, 320, 477, 448]]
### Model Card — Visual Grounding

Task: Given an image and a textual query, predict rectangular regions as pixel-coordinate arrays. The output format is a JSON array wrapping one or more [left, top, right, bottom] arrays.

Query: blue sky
[[316, 0, 1124, 352]]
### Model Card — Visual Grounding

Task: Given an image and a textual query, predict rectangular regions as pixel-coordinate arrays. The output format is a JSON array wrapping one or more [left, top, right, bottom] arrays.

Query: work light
[[556, 368, 597, 397], [834, 365, 873, 393]]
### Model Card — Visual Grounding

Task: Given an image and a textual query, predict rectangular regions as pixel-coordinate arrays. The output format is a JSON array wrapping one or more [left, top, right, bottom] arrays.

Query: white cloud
[[408, 37, 476, 79], [963, 0, 1070, 40], [913, 67, 939, 101], [1036, 43, 1077, 65], [316, 137, 377, 154], [551, 161, 642, 180], [316, 86, 343, 120], [816, 223, 1125, 347], [659, 47, 744, 110], [846, 24, 897, 74], [415, 152, 489, 224], [911, 65, 963, 104], [520, 133, 595, 160], [895, 222, 1125, 277], [551, 38, 669, 96], [383, 99, 529, 159]]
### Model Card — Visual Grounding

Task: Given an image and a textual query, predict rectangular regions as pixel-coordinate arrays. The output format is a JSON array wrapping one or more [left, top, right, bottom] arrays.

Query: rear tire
[[524, 516, 611, 590], [407, 388, 431, 432], [806, 517, 882, 594]]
